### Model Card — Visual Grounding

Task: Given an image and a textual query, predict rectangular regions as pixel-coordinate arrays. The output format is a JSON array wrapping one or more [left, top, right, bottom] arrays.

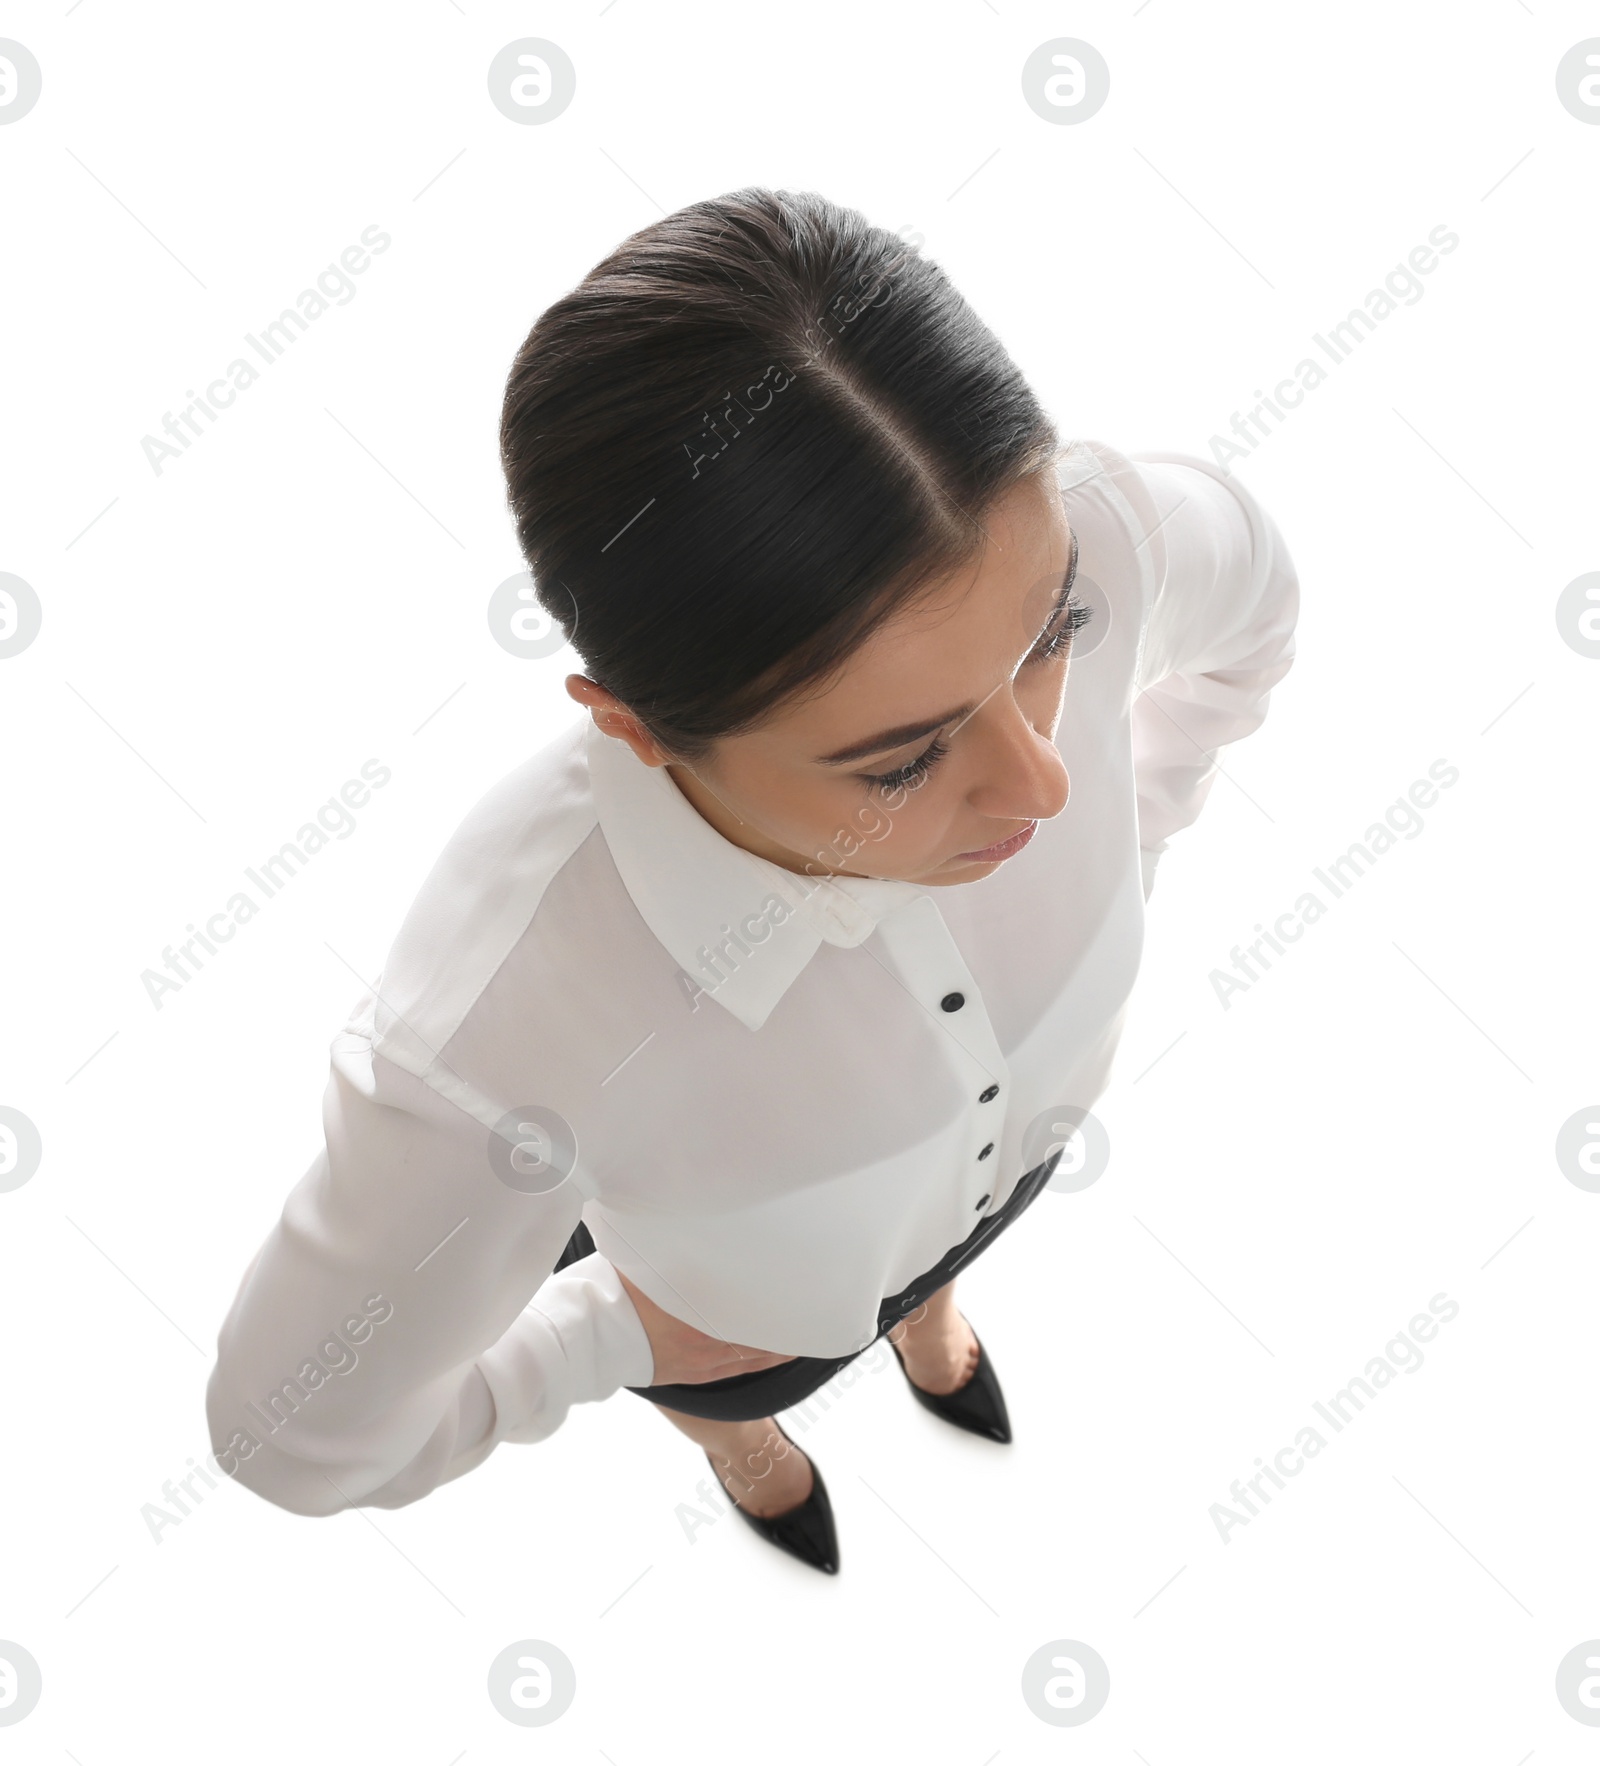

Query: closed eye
[[860, 735, 950, 795], [1024, 526, 1087, 664], [1028, 593, 1093, 663], [858, 530, 1086, 794]]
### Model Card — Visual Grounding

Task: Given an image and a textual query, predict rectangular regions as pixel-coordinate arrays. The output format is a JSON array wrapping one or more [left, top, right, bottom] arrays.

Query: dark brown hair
[[499, 187, 1059, 761]]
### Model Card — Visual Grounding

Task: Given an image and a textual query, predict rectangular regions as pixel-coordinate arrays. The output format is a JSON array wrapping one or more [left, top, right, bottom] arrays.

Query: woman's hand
[[617, 1269, 798, 1386]]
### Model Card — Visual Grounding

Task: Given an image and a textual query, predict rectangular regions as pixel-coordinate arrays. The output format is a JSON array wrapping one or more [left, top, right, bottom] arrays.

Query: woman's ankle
[[890, 1303, 979, 1396], [706, 1418, 811, 1514]]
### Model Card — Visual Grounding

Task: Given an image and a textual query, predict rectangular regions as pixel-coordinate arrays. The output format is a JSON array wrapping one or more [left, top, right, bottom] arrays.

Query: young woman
[[206, 188, 1298, 1575]]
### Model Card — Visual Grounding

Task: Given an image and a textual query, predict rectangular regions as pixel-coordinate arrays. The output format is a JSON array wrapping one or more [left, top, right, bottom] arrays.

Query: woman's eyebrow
[[814, 525, 1080, 768], [816, 707, 971, 767]]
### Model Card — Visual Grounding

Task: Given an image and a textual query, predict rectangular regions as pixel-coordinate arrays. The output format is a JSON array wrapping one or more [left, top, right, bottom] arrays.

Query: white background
[[2, 0, 1596, 1759]]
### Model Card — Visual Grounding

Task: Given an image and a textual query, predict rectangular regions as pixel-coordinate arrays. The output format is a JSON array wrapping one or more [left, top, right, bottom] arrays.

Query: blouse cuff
[[477, 1251, 655, 1443]]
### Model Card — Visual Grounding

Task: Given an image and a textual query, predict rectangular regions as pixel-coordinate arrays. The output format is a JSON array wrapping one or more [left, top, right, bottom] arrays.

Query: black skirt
[[551, 1148, 1063, 1421]]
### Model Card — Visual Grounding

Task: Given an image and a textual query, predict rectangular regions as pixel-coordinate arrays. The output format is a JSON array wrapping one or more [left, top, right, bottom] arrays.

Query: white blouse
[[206, 437, 1299, 1515]]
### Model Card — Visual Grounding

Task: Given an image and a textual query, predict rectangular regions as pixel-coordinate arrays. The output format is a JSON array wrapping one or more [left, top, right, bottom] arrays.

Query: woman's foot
[[889, 1295, 980, 1396], [703, 1416, 815, 1519]]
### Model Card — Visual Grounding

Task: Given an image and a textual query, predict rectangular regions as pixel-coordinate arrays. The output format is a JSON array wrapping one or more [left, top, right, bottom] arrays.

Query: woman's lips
[[953, 820, 1037, 864]]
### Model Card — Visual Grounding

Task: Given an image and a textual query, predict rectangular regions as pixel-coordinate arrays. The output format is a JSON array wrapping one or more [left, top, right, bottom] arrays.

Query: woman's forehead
[[749, 481, 1073, 752]]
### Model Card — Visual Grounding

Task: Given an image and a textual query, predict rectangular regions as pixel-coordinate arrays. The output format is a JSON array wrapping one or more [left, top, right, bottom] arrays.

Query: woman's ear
[[564, 674, 676, 767]]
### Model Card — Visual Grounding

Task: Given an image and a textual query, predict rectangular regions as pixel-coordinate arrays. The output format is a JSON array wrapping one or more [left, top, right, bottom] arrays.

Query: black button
[[979, 1084, 999, 1103], [975, 1193, 991, 1210], [940, 991, 965, 1012], [978, 1142, 994, 1160]]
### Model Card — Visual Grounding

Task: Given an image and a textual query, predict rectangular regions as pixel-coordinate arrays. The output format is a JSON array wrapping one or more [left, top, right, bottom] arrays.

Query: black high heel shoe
[[705, 1419, 839, 1574], [890, 1316, 1013, 1444]]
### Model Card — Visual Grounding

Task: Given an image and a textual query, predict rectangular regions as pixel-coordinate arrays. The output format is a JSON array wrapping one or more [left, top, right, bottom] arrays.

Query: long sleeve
[[205, 1002, 655, 1517], [1126, 453, 1300, 863]]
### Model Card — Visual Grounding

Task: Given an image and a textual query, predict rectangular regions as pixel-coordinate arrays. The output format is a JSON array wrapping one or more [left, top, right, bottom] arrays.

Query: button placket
[[871, 898, 1012, 1220]]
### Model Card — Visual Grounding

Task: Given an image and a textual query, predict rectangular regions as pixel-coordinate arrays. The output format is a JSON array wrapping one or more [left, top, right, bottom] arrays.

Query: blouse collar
[[586, 718, 927, 1031]]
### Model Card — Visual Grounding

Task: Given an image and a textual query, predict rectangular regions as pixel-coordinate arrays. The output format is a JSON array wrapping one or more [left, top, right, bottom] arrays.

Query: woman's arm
[[204, 1003, 655, 1516], [1125, 452, 1301, 887]]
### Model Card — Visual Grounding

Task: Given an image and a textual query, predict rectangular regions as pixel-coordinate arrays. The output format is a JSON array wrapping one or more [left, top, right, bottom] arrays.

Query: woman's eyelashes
[[854, 586, 1087, 794], [861, 735, 950, 795], [857, 592, 1091, 796], [1030, 592, 1092, 664], [1027, 526, 1086, 664]]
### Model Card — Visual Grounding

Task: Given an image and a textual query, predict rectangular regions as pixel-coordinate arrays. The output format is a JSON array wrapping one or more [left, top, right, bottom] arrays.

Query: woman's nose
[[971, 705, 1070, 823]]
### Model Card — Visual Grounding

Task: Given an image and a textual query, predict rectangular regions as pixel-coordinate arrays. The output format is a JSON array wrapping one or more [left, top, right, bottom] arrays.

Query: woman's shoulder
[[1055, 438, 1266, 651], [364, 715, 602, 1080], [1055, 436, 1193, 533]]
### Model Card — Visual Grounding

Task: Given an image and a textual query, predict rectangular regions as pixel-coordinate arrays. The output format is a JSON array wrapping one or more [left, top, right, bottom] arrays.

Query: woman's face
[[568, 467, 1079, 888]]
